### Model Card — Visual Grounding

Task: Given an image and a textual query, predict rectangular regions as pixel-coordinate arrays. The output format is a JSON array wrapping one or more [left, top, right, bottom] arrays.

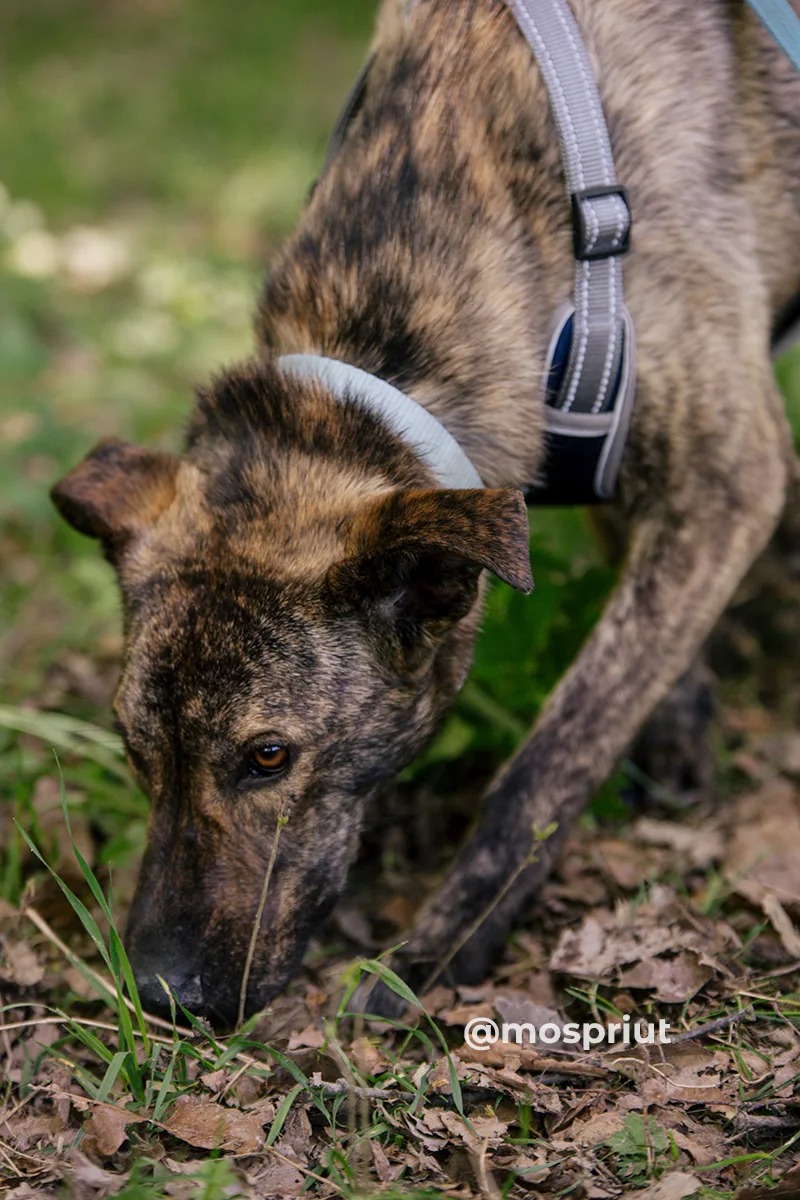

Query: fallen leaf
[[738, 1160, 800, 1200], [633, 818, 724, 868], [762, 893, 800, 958], [627, 1171, 702, 1200], [82, 1105, 134, 1158], [162, 1095, 264, 1154], [568, 1111, 627, 1145], [725, 781, 800, 909], [618, 950, 713, 1002], [0, 937, 44, 987], [286, 1024, 325, 1050], [658, 1045, 734, 1104]]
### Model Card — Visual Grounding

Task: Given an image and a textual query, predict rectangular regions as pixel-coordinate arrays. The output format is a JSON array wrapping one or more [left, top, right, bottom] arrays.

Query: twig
[[237, 808, 287, 1028], [469, 1141, 502, 1200], [669, 1007, 755, 1044], [318, 1080, 403, 1102]]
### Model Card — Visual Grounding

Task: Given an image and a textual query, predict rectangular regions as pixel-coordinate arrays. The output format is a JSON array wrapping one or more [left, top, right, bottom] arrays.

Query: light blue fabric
[[278, 354, 484, 490], [747, 0, 800, 71]]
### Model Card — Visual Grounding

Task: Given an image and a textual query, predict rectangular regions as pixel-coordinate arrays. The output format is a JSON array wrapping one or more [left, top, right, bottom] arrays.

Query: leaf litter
[[3, 657, 800, 1198]]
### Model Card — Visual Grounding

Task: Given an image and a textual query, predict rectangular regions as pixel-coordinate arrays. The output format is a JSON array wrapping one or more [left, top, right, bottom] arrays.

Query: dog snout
[[128, 946, 207, 1022]]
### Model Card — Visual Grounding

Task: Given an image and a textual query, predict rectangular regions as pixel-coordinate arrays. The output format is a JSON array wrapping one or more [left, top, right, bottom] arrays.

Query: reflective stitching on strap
[[505, 0, 630, 422]]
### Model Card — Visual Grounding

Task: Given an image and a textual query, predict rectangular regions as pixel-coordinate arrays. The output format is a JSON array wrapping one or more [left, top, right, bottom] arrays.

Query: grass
[[2, 0, 800, 1195]]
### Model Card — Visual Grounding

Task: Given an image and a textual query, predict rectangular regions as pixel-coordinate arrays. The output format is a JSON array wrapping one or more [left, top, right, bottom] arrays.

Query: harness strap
[[505, 0, 634, 502], [506, 0, 630, 419], [747, 0, 800, 71]]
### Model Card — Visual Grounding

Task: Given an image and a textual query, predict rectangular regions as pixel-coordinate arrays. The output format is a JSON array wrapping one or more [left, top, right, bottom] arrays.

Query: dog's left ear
[[327, 487, 532, 640], [51, 438, 180, 558]]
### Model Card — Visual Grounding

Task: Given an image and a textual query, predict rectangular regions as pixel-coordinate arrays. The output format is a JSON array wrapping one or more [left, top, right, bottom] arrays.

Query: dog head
[[51, 361, 532, 1028]]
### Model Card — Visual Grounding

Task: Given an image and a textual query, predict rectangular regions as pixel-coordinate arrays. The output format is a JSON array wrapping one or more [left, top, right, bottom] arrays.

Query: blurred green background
[[1, 0, 799, 888]]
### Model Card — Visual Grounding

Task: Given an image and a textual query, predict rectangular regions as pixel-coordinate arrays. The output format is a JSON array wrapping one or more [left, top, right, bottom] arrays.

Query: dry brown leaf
[[633, 818, 724, 868], [617, 950, 713, 1002], [437, 1109, 508, 1148], [725, 780, 800, 909], [627, 1171, 702, 1200], [738, 1160, 800, 1200], [162, 1095, 264, 1154], [567, 1110, 627, 1145], [286, 1023, 325, 1050], [761, 893, 800, 958], [82, 1105, 135, 1159], [0, 936, 45, 987], [658, 1045, 734, 1104]]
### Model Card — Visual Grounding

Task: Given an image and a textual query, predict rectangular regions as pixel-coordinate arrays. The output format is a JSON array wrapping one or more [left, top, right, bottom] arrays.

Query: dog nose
[[132, 961, 206, 1022]]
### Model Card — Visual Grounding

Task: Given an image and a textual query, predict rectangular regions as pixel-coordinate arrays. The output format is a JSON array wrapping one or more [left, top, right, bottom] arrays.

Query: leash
[[747, 0, 800, 71]]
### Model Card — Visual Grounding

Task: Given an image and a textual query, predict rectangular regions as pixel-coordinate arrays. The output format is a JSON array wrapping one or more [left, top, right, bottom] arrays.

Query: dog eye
[[246, 743, 290, 779]]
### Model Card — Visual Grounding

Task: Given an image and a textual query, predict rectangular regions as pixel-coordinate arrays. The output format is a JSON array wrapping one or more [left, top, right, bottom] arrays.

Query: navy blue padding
[[527, 318, 627, 505], [524, 432, 608, 506], [773, 291, 800, 347], [545, 315, 573, 405]]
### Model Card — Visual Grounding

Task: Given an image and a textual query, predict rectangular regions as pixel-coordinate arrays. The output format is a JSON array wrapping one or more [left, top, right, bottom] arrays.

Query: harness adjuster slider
[[570, 185, 632, 261]]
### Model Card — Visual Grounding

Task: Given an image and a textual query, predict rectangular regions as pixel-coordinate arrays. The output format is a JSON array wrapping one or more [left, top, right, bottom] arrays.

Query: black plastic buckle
[[570, 186, 631, 262]]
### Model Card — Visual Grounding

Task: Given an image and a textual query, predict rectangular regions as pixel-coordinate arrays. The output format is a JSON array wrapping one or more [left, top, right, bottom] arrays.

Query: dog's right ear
[[327, 487, 533, 660], [51, 438, 180, 555]]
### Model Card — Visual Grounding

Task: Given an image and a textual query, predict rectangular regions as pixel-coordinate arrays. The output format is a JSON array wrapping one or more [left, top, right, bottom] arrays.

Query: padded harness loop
[[278, 354, 484, 490]]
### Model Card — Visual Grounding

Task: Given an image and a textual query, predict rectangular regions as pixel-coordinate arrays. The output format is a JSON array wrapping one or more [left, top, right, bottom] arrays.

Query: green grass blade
[[266, 1081, 303, 1146], [95, 1049, 130, 1103]]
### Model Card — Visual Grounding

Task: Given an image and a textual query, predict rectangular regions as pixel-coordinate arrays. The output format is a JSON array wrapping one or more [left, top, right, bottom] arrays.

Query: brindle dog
[[52, 0, 800, 1027]]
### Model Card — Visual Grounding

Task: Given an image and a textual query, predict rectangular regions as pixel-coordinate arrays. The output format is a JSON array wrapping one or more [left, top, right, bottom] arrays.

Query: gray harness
[[280, 0, 800, 504]]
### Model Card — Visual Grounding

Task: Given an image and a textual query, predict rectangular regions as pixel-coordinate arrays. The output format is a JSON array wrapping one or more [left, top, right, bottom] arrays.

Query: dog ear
[[51, 438, 180, 553], [327, 487, 532, 643]]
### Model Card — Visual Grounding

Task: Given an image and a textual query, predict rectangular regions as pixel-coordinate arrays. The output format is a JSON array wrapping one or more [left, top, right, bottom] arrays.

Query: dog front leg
[[361, 406, 791, 1012]]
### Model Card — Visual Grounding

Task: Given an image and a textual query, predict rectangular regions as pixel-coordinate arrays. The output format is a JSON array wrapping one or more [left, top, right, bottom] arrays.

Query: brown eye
[[246, 743, 290, 779]]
